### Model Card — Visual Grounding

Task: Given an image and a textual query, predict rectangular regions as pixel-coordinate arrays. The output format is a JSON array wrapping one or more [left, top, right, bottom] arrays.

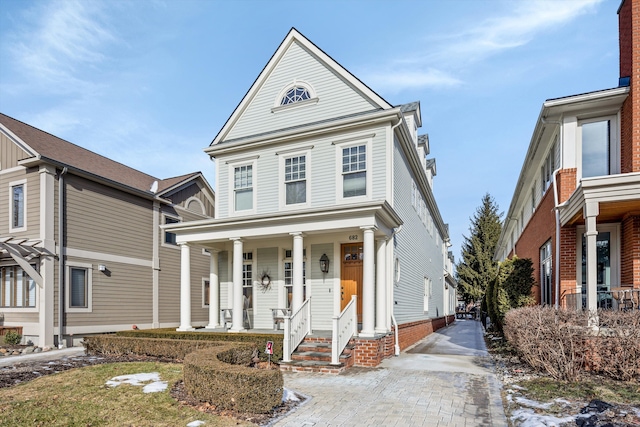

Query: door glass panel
[[581, 231, 611, 308]]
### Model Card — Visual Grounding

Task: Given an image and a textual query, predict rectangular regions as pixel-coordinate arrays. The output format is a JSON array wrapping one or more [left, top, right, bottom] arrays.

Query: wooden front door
[[341, 243, 363, 322]]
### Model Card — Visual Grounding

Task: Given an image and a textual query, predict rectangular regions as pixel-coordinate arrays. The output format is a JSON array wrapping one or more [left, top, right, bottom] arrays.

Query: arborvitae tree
[[455, 193, 502, 303]]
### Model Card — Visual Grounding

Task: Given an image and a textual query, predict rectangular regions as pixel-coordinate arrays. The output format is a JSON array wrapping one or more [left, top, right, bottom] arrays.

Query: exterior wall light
[[98, 264, 107, 272], [319, 254, 330, 274]]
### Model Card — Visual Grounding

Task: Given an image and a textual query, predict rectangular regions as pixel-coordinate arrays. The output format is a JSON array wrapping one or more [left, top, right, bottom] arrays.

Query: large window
[[579, 117, 618, 179], [0, 266, 36, 308], [234, 165, 253, 211], [243, 252, 253, 309], [284, 155, 306, 205], [9, 181, 26, 232], [342, 145, 366, 197], [540, 240, 552, 305]]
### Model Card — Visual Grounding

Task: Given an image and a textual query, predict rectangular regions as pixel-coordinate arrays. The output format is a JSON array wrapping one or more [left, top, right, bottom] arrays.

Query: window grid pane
[[12, 185, 24, 228], [70, 268, 87, 308], [281, 86, 311, 105]]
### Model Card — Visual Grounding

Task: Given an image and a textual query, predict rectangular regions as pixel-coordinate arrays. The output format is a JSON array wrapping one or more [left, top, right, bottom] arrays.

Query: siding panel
[[310, 243, 333, 330]]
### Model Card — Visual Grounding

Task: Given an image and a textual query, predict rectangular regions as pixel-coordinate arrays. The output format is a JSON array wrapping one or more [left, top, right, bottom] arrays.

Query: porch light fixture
[[98, 264, 107, 272], [319, 254, 330, 274]]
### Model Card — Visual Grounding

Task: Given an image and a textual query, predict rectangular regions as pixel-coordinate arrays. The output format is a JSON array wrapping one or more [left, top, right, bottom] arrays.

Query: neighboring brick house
[[495, 0, 640, 314], [167, 28, 457, 368], [0, 113, 215, 347]]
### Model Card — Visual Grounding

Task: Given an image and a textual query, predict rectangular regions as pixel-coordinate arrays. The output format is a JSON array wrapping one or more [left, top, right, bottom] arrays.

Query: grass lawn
[[0, 362, 254, 427], [515, 377, 640, 406]]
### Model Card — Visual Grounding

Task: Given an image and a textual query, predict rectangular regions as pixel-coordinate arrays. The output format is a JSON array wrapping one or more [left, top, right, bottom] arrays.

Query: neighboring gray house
[[0, 113, 215, 347], [167, 28, 456, 366]]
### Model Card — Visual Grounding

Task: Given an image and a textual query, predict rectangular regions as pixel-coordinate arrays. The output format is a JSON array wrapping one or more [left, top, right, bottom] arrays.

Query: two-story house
[[167, 28, 456, 366], [495, 0, 640, 317], [0, 113, 215, 347]]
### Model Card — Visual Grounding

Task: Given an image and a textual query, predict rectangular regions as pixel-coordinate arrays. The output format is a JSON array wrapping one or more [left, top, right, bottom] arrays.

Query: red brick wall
[[619, 0, 640, 173], [621, 215, 640, 286], [560, 226, 578, 306], [514, 189, 556, 304], [557, 168, 577, 203]]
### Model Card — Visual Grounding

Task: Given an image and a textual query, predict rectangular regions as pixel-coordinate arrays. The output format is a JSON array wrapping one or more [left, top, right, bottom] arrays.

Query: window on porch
[[243, 252, 253, 309], [284, 249, 306, 309], [0, 265, 36, 308]]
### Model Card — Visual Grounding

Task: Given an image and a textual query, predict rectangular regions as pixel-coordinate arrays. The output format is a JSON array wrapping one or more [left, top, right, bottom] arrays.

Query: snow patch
[[510, 408, 575, 427], [186, 421, 206, 426], [105, 372, 167, 393], [283, 388, 300, 402], [514, 396, 554, 409]]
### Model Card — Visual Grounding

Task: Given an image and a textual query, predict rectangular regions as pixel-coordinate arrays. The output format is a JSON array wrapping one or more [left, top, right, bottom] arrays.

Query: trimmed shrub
[[184, 344, 283, 414], [83, 336, 222, 359], [589, 310, 640, 381], [116, 329, 284, 362], [4, 330, 21, 345]]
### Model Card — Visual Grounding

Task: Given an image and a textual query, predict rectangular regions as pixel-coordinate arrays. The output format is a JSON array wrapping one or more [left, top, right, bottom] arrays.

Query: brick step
[[279, 359, 346, 374]]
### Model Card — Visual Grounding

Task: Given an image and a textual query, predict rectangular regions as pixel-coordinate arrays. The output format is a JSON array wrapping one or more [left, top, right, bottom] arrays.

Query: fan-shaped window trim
[[185, 197, 206, 215], [272, 80, 318, 112]]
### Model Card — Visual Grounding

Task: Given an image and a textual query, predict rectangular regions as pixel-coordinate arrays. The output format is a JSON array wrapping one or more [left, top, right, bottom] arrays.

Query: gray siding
[[226, 41, 377, 141], [253, 247, 279, 329], [392, 137, 445, 323], [219, 251, 230, 310], [166, 181, 214, 217], [310, 243, 333, 330]]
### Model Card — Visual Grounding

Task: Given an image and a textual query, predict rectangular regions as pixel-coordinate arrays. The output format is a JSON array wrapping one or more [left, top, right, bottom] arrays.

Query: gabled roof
[[0, 112, 210, 199], [210, 27, 393, 146]]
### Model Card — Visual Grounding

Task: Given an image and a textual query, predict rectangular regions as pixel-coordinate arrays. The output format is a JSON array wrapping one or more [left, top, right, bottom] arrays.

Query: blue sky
[[0, 0, 619, 259]]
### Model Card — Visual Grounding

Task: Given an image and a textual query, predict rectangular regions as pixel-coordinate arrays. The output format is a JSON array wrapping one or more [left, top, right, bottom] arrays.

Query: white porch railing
[[282, 297, 312, 363], [331, 295, 357, 365]]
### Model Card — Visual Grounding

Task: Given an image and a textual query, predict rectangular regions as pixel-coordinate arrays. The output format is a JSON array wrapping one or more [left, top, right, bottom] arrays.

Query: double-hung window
[[9, 180, 26, 232], [164, 216, 179, 245], [243, 252, 253, 309], [283, 249, 306, 308], [342, 144, 366, 197], [234, 165, 253, 211], [284, 155, 306, 205]]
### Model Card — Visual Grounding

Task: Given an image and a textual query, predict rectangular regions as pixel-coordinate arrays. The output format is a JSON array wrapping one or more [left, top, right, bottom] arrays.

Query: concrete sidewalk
[[0, 346, 85, 368], [273, 320, 507, 427]]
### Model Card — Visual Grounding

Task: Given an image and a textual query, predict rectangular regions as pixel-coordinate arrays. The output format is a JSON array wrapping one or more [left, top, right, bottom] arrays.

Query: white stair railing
[[282, 297, 312, 363], [331, 295, 357, 365]]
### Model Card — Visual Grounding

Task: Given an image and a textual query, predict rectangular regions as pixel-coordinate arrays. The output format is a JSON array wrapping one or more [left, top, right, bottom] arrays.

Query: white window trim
[[576, 114, 620, 180], [272, 79, 319, 112], [9, 178, 27, 233], [278, 147, 311, 210], [66, 261, 93, 313], [228, 158, 257, 216], [202, 277, 210, 308], [161, 213, 181, 250], [334, 137, 373, 203]]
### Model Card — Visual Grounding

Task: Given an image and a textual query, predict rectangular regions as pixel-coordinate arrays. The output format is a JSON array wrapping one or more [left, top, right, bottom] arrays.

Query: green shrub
[[4, 330, 21, 345], [83, 336, 222, 359], [184, 344, 283, 414], [488, 256, 535, 333]]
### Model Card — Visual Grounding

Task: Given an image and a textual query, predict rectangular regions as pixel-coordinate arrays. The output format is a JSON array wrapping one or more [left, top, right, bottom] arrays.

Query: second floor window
[[285, 155, 306, 205], [234, 165, 253, 211], [342, 145, 366, 197], [581, 119, 611, 178], [164, 216, 179, 245], [11, 183, 24, 229]]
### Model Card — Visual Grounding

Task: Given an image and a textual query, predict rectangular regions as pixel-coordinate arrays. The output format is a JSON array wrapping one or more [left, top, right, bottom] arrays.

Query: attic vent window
[[281, 87, 311, 105]]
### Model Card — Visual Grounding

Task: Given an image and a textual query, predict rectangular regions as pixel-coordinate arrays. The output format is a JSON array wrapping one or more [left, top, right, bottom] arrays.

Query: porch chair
[[221, 308, 233, 331]]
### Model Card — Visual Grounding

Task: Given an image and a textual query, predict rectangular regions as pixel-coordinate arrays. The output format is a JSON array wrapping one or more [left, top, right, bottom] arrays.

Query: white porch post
[[361, 226, 376, 337], [230, 238, 245, 332], [206, 249, 220, 329], [39, 165, 56, 347], [177, 242, 194, 331], [375, 237, 388, 334], [584, 202, 599, 328], [291, 232, 304, 312]]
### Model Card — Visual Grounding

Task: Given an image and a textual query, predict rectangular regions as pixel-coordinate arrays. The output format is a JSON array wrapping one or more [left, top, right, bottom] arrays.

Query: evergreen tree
[[455, 193, 502, 303]]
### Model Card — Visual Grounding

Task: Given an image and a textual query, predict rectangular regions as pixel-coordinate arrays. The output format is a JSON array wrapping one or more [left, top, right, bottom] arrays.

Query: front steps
[[279, 334, 354, 374]]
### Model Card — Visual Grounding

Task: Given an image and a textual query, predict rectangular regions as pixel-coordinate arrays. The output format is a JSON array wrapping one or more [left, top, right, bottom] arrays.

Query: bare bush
[[504, 306, 640, 382]]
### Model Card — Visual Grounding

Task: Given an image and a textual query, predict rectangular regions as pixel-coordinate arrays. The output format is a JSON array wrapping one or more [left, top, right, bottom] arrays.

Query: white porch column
[[39, 165, 56, 347], [584, 202, 599, 328], [375, 237, 388, 334], [177, 242, 194, 331], [291, 232, 304, 312], [206, 249, 220, 329], [230, 238, 245, 332], [361, 226, 376, 337]]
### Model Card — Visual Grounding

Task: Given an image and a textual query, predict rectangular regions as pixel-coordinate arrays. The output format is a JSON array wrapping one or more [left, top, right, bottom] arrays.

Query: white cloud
[[360, 0, 603, 93]]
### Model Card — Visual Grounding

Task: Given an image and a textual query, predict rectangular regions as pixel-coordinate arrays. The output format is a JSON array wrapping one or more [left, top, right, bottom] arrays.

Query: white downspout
[[545, 116, 565, 309]]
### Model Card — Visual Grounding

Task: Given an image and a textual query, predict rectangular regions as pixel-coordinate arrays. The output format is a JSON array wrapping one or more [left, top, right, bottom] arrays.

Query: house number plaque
[[348, 235, 358, 241]]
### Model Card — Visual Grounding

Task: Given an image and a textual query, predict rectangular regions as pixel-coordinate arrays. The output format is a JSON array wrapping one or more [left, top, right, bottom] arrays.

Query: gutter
[[58, 167, 67, 348]]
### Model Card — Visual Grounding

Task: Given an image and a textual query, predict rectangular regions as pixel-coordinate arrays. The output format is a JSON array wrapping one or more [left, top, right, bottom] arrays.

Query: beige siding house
[[0, 113, 215, 347]]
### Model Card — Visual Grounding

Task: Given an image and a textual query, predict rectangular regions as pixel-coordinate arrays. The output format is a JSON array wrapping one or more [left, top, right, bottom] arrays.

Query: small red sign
[[265, 341, 274, 355]]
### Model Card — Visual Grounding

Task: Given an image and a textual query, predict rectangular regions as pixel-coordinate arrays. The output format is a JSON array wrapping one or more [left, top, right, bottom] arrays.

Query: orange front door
[[341, 243, 363, 322]]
